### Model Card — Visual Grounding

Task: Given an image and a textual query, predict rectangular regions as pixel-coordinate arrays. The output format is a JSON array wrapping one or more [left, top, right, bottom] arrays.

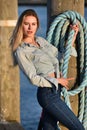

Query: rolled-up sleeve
[[15, 49, 52, 88]]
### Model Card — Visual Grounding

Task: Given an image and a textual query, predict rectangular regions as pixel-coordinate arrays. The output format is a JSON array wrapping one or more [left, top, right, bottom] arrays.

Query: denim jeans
[[37, 85, 85, 130]]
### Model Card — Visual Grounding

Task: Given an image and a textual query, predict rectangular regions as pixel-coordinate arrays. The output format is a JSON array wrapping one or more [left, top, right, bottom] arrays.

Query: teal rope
[[46, 10, 87, 129]]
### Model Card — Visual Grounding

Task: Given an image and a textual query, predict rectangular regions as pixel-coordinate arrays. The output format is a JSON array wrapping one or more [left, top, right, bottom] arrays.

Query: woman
[[10, 9, 85, 130]]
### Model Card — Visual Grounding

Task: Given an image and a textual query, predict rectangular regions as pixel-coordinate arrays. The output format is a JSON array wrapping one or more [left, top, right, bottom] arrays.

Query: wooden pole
[[47, 0, 84, 130], [47, 0, 84, 28], [0, 0, 20, 122]]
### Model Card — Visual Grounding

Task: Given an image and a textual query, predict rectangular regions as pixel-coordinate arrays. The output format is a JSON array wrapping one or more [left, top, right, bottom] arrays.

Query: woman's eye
[[32, 23, 36, 26], [24, 22, 28, 25]]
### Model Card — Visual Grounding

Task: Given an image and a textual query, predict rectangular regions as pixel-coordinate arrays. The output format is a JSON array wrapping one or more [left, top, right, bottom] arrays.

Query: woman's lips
[[27, 31, 33, 34]]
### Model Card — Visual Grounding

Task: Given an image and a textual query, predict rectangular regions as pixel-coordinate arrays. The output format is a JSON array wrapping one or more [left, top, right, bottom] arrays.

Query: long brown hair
[[10, 9, 40, 51]]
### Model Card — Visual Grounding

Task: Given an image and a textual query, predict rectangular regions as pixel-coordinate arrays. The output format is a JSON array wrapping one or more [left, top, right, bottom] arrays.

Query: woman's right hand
[[57, 77, 74, 90]]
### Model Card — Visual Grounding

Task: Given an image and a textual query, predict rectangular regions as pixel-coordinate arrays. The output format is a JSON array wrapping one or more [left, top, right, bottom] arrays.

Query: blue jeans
[[37, 85, 85, 130]]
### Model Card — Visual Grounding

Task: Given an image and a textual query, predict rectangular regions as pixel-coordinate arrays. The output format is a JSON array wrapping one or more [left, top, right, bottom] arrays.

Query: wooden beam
[[18, 0, 47, 5], [47, 0, 84, 130], [0, 0, 20, 122]]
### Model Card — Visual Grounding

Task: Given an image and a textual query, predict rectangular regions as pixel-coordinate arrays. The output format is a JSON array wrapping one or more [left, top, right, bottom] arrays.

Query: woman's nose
[[28, 25, 31, 29]]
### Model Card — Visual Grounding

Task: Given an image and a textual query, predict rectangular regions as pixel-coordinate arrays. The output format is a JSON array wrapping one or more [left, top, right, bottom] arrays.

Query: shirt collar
[[20, 36, 44, 48]]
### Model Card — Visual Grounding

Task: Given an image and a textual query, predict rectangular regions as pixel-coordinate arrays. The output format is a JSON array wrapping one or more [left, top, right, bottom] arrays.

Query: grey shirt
[[15, 36, 60, 89], [14, 36, 77, 89]]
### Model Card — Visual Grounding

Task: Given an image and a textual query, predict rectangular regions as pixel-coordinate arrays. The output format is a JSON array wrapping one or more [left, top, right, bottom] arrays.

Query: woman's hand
[[70, 24, 79, 36], [57, 77, 75, 90], [70, 23, 79, 46]]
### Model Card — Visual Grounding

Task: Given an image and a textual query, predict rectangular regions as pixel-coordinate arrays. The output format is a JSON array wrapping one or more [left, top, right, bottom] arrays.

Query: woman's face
[[22, 15, 38, 38]]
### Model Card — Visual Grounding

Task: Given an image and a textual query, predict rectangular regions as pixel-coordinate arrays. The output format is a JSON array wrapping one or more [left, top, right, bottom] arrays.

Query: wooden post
[[47, 0, 84, 27], [0, 0, 20, 122], [47, 0, 84, 130]]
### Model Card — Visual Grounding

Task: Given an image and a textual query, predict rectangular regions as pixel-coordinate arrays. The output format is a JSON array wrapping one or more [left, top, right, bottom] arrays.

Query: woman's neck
[[23, 36, 36, 44], [22, 36, 39, 47]]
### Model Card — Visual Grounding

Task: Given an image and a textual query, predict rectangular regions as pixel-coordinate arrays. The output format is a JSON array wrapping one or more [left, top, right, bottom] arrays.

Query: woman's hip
[[37, 85, 61, 108]]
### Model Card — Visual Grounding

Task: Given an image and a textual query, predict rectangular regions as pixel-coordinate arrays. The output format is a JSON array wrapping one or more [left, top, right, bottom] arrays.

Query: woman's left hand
[[70, 23, 79, 46], [70, 24, 79, 36]]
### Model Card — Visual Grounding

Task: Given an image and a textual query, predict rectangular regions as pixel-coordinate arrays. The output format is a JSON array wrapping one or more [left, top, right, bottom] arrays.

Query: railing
[[18, 0, 47, 5], [18, 0, 87, 6]]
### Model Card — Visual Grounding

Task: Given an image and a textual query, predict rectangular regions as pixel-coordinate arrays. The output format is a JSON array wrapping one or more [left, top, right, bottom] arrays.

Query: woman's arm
[[58, 24, 79, 90]]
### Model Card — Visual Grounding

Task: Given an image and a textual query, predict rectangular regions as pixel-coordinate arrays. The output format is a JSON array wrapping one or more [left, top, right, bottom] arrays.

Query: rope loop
[[46, 10, 87, 129]]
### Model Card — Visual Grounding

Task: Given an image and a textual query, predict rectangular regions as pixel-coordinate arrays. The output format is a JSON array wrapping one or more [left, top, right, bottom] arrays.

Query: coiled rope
[[46, 10, 87, 129]]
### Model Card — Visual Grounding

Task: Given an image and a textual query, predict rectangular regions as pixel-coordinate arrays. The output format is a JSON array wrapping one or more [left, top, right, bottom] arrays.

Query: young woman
[[10, 9, 85, 130]]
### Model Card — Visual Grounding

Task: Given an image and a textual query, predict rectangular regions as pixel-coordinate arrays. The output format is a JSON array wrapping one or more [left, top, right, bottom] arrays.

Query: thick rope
[[46, 10, 87, 129]]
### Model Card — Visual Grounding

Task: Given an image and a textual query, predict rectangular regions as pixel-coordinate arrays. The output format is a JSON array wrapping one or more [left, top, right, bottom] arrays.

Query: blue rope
[[46, 10, 87, 129]]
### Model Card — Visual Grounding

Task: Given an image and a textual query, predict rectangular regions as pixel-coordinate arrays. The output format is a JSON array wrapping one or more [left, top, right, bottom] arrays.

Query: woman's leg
[[44, 96, 84, 130], [37, 108, 60, 130], [42, 109, 60, 130], [37, 86, 85, 130], [43, 109, 58, 130]]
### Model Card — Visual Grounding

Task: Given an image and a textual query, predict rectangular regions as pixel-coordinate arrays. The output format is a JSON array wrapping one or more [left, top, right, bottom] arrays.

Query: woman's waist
[[48, 72, 56, 78], [37, 69, 56, 77]]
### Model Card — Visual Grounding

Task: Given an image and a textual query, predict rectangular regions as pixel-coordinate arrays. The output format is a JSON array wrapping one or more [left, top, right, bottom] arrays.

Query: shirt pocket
[[26, 53, 35, 61], [39, 55, 51, 64]]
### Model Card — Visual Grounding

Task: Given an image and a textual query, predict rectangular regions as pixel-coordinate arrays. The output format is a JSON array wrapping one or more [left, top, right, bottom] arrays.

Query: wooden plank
[[18, 0, 47, 5], [18, 0, 87, 6]]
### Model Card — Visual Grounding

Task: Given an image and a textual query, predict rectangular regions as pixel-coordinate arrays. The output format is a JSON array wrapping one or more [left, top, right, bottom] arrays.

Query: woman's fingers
[[58, 77, 75, 90], [70, 24, 79, 34], [67, 77, 75, 81]]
